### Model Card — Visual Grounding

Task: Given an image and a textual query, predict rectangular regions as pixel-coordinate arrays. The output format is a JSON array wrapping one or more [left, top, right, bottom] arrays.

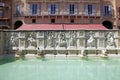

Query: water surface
[[0, 57, 120, 80]]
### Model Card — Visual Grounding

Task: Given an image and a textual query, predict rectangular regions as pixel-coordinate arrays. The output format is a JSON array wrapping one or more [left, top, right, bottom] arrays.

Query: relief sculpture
[[47, 31, 55, 48], [86, 31, 96, 47], [56, 32, 67, 48], [69, 31, 76, 46], [105, 32, 116, 48], [10, 32, 19, 47], [27, 33, 36, 48]]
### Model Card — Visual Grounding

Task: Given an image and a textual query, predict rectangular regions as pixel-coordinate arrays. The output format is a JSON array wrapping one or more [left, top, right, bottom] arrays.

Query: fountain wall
[[0, 30, 120, 55]]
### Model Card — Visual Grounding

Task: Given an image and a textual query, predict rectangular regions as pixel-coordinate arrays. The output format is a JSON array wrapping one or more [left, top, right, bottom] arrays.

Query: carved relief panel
[[26, 32, 37, 49], [10, 32, 19, 49], [56, 31, 67, 48], [86, 31, 96, 48], [5, 32, 12, 50], [45, 31, 56, 48], [105, 32, 116, 48], [69, 31, 77, 47]]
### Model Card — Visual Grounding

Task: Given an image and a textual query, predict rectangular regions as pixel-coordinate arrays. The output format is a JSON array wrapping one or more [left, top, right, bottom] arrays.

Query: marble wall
[[0, 30, 120, 55]]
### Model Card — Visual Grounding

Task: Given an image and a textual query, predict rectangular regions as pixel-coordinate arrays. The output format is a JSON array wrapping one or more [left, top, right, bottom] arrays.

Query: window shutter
[[102, 6, 105, 16], [67, 4, 70, 14], [37, 4, 40, 15], [108, 5, 112, 15], [85, 4, 88, 16], [34, 4, 37, 14], [30, 4, 33, 15], [92, 4, 96, 16], [74, 4, 78, 14], [55, 4, 58, 14], [16, 4, 22, 16], [48, 4, 51, 14]]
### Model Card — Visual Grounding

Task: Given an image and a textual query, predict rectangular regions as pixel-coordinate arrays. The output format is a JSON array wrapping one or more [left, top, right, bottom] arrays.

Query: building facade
[[0, 0, 120, 29], [0, 0, 12, 29], [11, 0, 120, 30], [1, 0, 120, 56]]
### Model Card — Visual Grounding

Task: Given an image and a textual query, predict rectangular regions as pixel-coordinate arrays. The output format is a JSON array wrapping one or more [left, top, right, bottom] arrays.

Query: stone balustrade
[[0, 30, 120, 56]]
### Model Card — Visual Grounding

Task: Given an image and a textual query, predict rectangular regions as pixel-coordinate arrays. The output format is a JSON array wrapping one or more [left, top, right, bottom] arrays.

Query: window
[[30, 4, 40, 15], [0, 10, 3, 17], [51, 19, 55, 23], [48, 4, 58, 15], [88, 5, 92, 14], [16, 4, 22, 17], [32, 19, 36, 23], [67, 4, 77, 14], [85, 4, 96, 16], [103, 5, 112, 16]]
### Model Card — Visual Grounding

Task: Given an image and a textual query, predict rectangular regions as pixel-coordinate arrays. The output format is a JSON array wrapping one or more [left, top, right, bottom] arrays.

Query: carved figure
[[70, 31, 76, 46], [10, 32, 18, 46], [56, 32, 67, 47], [47, 32, 55, 47], [27, 34, 36, 47], [87, 31, 96, 47], [106, 32, 116, 48]]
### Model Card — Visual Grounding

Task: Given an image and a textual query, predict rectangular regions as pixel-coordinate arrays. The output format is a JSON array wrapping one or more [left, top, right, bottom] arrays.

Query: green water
[[0, 57, 120, 80]]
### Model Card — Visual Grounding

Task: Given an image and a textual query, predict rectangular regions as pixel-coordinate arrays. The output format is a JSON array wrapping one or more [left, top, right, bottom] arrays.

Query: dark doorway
[[102, 21, 113, 29], [14, 20, 23, 29]]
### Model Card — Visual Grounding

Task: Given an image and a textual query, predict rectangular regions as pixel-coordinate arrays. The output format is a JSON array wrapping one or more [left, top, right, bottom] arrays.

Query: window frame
[[48, 4, 58, 15], [30, 3, 40, 15], [67, 4, 78, 15]]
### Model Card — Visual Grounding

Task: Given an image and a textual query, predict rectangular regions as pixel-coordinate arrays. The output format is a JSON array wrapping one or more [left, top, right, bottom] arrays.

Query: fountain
[[0, 30, 120, 57]]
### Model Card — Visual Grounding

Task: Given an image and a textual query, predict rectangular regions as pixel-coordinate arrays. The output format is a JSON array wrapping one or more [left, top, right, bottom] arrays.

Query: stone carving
[[1, 30, 120, 56], [86, 31, 96, 47], [69, 31, 76, 46], [46, 31, 55, 48], [10, 32, 19, 47], [27, 33, 36, 48], [105, 32, 116, 48], [56, 32, 67, 47]]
